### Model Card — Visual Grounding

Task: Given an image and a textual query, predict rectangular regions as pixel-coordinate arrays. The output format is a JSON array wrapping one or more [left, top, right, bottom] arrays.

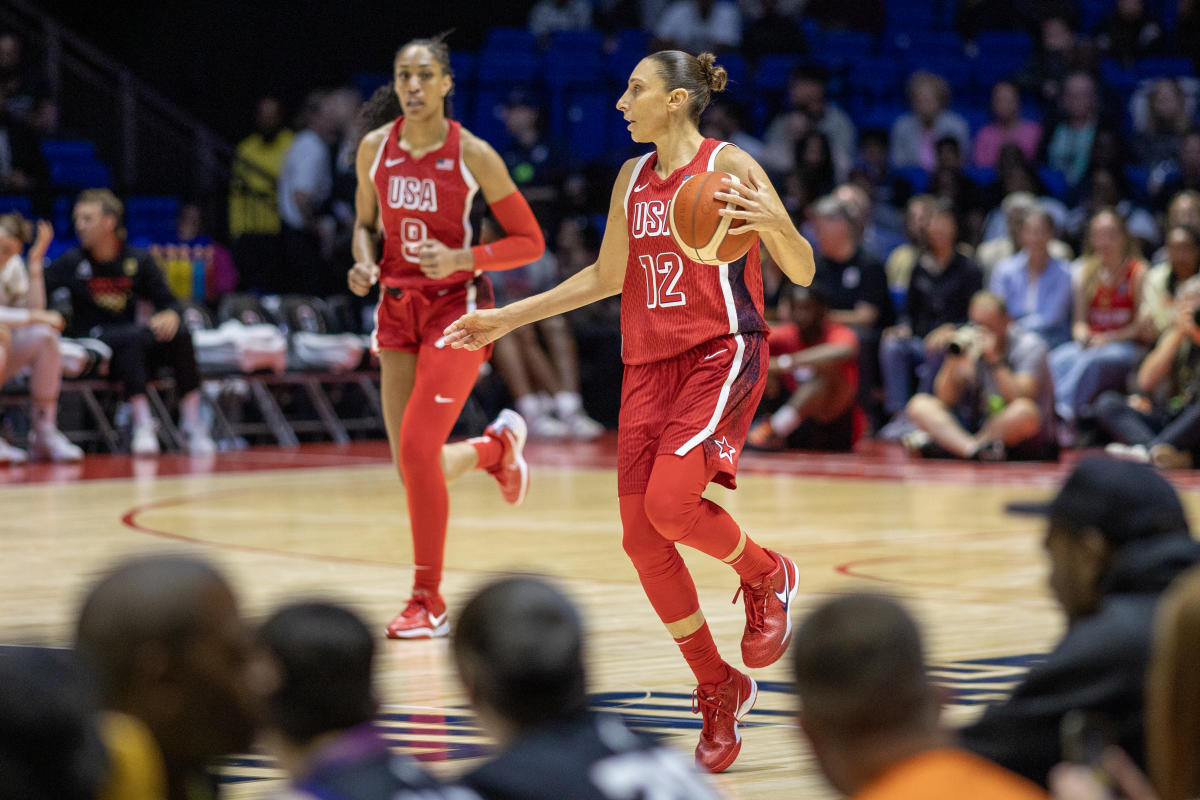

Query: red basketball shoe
[[693, 666, 758, 773], [385, 590, 448, 639], [736, 551, 800, 669], [484, 409, 529, 506]]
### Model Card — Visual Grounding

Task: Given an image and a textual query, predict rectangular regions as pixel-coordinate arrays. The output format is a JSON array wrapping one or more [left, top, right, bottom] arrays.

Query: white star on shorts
[[713, 436, 737, 462]]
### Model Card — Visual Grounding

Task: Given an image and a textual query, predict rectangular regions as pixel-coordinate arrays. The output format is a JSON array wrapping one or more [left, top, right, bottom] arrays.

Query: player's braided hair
[[647, 50, 728, 124], [356, 30, 455, 144]]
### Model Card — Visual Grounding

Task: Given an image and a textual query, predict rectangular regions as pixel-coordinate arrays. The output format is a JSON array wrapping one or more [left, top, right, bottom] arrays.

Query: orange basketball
[[667, 171, 759, 265]]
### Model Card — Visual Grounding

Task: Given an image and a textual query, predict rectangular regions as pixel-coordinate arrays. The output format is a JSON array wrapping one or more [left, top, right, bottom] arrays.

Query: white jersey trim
[[367, 128, 388, 183], [623, 152, 655, 216], [459, 133, 481, 254], [674, 333, 746, 456], [708, 141, 739, 334]]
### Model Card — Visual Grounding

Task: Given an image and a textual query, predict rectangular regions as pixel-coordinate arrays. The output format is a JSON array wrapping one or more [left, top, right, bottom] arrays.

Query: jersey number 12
[[638, 253, 687, 309]]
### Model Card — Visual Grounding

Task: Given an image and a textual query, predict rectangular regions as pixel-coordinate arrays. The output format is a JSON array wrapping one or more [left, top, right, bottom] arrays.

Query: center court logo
[[213, 653, 1042, 785]]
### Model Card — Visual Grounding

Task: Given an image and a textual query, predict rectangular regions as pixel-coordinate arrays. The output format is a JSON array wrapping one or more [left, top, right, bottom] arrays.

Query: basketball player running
[[445, 51, 816, 772], [349, 35, 546, 640]]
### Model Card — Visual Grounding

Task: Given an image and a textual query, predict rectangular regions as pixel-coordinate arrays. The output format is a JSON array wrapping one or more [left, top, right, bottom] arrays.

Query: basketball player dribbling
[[444, 50, 816, 772], [348, 34, 546, 640]]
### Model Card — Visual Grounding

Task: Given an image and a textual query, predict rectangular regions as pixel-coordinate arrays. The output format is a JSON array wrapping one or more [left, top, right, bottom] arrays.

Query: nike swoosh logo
[[430, 612, 447, 626], [633, 182, 650, 192], [385, 156, 406, 166], [774, 566, 791, 606], [704, 349, 728, 360], [434, 394, 455, 404]]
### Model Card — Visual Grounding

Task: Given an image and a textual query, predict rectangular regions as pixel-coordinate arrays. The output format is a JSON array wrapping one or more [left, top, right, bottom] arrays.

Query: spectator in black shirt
[[45, 190, 214, 457], [742, 0, 807, 57], [881, 204, 983, 419], [1095, 0, 1164, 68], [808, 193, 894, 427], [452, 576, 723, 800]]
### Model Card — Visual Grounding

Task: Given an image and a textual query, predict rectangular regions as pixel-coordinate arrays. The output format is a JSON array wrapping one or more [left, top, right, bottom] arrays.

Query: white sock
[[769, 405, 802, 436], [32, 402, 57, 436], [131, 395, 153, 427], [180, 391, 202, 430], [554, 391, 582, 419], [516, 394, 542, 420], [536, 392, 556, 416]]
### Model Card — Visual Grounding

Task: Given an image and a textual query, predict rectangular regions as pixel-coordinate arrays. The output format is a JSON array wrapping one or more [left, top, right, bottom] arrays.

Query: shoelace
[[732, 582, 767, 633], [401, 594, 431, 618], [691, 687, 726, 737]]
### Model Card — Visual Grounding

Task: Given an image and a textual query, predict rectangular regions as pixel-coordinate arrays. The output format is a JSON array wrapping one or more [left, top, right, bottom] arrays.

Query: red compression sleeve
[[470, 191, 545, 271]]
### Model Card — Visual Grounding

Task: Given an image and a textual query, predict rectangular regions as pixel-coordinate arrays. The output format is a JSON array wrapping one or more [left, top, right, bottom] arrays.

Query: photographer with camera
[[904, 291, 1057, 460], [1095, 275, 1200, 469]]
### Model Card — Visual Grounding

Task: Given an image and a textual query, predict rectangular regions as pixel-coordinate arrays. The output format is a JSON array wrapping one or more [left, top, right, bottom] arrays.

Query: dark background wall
[[37, 0, 531, 140]]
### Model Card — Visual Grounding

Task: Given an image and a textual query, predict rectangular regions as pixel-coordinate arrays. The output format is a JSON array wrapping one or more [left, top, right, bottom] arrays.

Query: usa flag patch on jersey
[[436, 158, 454, 170]]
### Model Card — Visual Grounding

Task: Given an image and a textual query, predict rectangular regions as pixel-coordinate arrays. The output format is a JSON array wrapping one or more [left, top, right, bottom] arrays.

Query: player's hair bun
[[696, 53, 728, 93]]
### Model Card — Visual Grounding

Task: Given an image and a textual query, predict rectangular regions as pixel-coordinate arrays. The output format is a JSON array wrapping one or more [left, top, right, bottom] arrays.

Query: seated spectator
[[834, 182, 906, 275], [978, 191, 1074, 281], [0, 213, 82, 462], [1064, 166, 1159, 252], [747, 283, 859, 451], [451, 576, 723, 799], [1141, 224, 1200, 337], [973, 81, 1043, 169], [741, 0, 807, 57], [762, 66, 856, 181], [961, 456, 1200, 785], [1098, 276, 1200, 469], [809, 194, 895, 427], [0, 647, 106, 800], [990, 208, 1075, 349], [1049, 564, 1200, 800], [1180, 0, 1200, 74], [75, 554, 261, 800], [881, 204, 982, 420], [792, 593, 1048, 800], [500, 88, 572, 219], [885, 194, 938, 296], [174, 202, 237, 299], [653, 0, 742, 54], [0, 31, 56, 134], [929, 138, 985, 242], [700, 98, 766, 165], [229, 95, 293, 293], [484, 217, 603, 439], [1018, 14, 1092, 109], [905, 291, 1055, 460], [45, 189, 216, 456], [1095, 0, 1165, 68], [890, 72, 971, 171], [852, 128, 910, 215], [1152, 130, 1200, 212], [1046, 72, 1101, 190], [0, 92, 47, 200], [793, 131, 836, 203], [527, 0, 593, 40], [257, 601, 443, 799], [1133, 79, 1191, 174], [1050, 209, 1149, 424]]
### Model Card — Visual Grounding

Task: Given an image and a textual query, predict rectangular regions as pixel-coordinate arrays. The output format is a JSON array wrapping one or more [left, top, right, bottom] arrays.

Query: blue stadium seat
[[886, 31, 963, 57], [470, 89, 508, 147], [45, 238, 75, 261], [477, 49, 541, 86], [544, 51, 608, 89], [126, 196, 180, 241], [484, 27, 537, 53], [971, 54, 1027, 89], [40, 139, 96, 162], [546, 29, 604, 56], [962, 109, 990, 135], [964, 166, 997, 187], [973, 31, 1033, 62], [1081, 0, 1116, 33], [0, 195, 32, 216], [1037, 166, 1069, 200], [1125, 165, 1151, 203], [449, 53, 476, 85], [52, 196, 72, 233], [351, 72, 390, 100], [49, 161, 111, 189], [753, 55, 802, 93], [1135, 57, 1195, 80], [811, 32, 875, 68], [719, 54, 748, 94], [894, 166, 930, 193], [1100, 59, 1138, 94], [564, 92, 612, 163], [848, 59, 901, 101]]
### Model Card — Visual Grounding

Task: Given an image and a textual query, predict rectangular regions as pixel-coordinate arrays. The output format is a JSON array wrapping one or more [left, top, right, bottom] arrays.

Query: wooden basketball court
[[5, 437, 1197, 797]]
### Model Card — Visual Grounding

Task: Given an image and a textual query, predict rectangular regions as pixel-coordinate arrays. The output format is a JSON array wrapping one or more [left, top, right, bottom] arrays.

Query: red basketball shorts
[[371, 276, 495, 356], [617, 332, 766, 496]]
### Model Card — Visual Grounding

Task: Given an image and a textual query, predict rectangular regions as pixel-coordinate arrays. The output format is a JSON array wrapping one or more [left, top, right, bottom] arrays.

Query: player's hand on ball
[[418, 240, 464, 279], [714, 168, 788, 236], [348, 262, 378, 296], [443, 308, 510, 351]]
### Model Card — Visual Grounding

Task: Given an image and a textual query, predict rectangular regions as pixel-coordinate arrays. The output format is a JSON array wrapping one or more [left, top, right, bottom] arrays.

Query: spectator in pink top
[[973, 81, 1042, 169]]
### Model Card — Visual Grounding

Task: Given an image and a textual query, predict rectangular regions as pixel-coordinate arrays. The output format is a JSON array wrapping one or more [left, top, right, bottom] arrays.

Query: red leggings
[[618, 447, 745, 624], [392, 341, 489, 595]]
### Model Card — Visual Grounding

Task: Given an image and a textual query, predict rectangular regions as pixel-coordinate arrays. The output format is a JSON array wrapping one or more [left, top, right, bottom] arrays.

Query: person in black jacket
[[451, 576, 724, 799], [45, 189, 214, 456], [959, 456, 1200, 786]]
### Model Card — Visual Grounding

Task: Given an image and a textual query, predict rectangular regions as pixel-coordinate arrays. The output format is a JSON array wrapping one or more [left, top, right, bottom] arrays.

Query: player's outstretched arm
[[713, 147, 815, 287], [442, 157, 639, 351]]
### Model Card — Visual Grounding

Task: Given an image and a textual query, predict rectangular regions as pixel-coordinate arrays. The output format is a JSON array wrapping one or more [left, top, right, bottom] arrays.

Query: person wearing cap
[[959, 456, 1200, 787], [808, 193, 895, 428]]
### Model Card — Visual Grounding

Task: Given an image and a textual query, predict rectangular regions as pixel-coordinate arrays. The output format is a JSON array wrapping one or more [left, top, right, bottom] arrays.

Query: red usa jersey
[[370, 117, 480, 289], [622, 139, 766, 365]]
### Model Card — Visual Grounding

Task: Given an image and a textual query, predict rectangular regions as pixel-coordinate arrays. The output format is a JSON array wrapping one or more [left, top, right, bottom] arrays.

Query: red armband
[[470, 191, 545, 271]]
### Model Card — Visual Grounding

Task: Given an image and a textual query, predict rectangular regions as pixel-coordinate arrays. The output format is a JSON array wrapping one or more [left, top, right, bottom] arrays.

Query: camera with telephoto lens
[[946, 325, 982, 357]]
